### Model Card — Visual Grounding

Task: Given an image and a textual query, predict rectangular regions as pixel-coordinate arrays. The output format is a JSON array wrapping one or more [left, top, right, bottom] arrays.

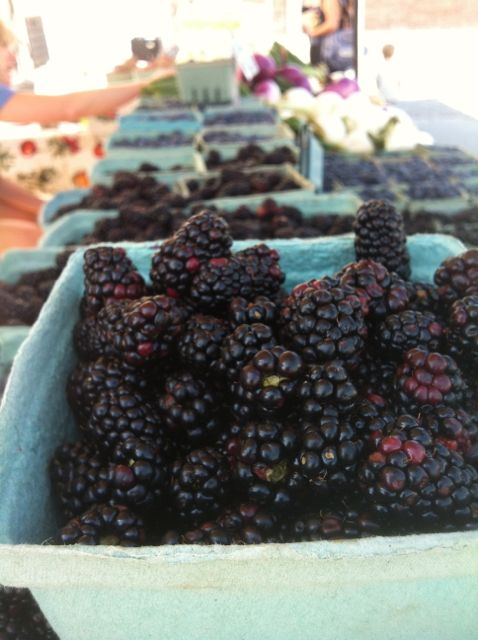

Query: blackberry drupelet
[[282, 506, 382, 541], [0, 587, 59, 639], [447, 294, 478, 371], [296, 360, 358, 418], [216, 322, 277, 381], [178, 314, 228, 373], [280, 278, 367, 368], [339, 259, 410, 322], [158, 371, 222, 444], [98, 294, 188, 367], [231, 419, 299, 509], [234, 346, 304, 417], [189, 257, 253, 312], [54, 503, 145, 546], [228, 295, 278, 328], [82, 246, 145, 314], [434, 249, 478, 306], [394, 348, 469, 413], [236, 244, 285, 298], [373, 310, 444, 360], [406, 281, 441, 315], [73, 315, 103, 360], [169, 447, 232, 523], [354, 199, 411, 279]]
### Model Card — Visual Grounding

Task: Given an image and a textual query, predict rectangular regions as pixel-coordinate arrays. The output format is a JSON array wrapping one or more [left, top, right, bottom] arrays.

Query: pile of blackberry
[[50, 206, 478, 547], [205, 144, 297, 170], [0, 587, 58, 639], [0, 250, 72, 326], [186, 169, 301, 201]]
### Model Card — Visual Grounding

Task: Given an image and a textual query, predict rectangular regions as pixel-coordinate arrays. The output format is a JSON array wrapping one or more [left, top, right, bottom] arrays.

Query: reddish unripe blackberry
[[405, 281, 441, 316], [373, 310, 444, 359], [189, 257, 254, 312], [359, 416, 478, 528], [394, 348, 469, 413], [54, 503, 145, 546], [282, 506, 382, 541], [110, 436, 170, 510], [231, 419, 299, 509], [339, 259, 410, 322], [280, 278, 367, 368], [296, 360, 358, 418], [434, 249, 478, 306], [82, 246, 145, 314], [216, 323, 277, 382], [178, 314, 228, 373], [73, 315, 102, 360], [158, 372, 222, 444], [234, 346, 304, 417], [235, 243, 285, 298], [418, 405, 478, 461], [447, 294, 478, 370], [98, 295, 188, 367], [0, 587, 59, 639], [292, 413, 363, 497], [354, 199, 411, 279], [86, 385, 165, 454], [228, 295, 278, 328], [169, 447, 232, 523]]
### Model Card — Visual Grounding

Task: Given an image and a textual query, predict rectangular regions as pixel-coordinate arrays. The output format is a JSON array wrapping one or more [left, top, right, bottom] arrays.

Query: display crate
[[91, 155, 204, 186], [176, 59, 238, 105], [0, 235, 475, 640]]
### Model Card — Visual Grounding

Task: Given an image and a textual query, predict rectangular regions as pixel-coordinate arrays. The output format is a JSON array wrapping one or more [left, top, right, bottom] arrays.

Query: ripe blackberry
[[394, 348, 469, 413], [98, 295, 188, 367], [447, 295, 478, 371], [174, 209, 233, 259], [178, 314, 228, 373], [292, 413, 363, 497], [354, 199, 411, 279], [373, 310, 444, 359], [434, 249, 478, 306], [359, 415, 478, 528], [54, 503, 145, 546], [73, 315, 102, 360], [86, 385, 165, 454], [236, 243, 285, 298], [351, 398, 396, 446], [418, 405, 478, 461], [189, 257, 253, 312], [228, 295, 278, 328], [158, 372, 222, 444], [49, 441, 112, 519], [279, 278, 367, 368], [339, 259, 410, 322], [405, 281, 441, 315], [67, 356, 147, 424], [169, 447, 231, 523], [353, 352, 396, 399], [234, 347, 304, 417], [216, 323, 277, 381], [110, 436, 170, 510], [296, 360, 358, 418], [231, 419, 299, 509], [82, 246, 145, 314], [0, 587, 58, 639], [282, 506, 382, 541]]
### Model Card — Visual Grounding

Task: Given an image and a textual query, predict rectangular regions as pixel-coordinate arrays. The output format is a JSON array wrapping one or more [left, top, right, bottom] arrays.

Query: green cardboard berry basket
[[1, 235, 478, 640], [91, 154, 205, 185]]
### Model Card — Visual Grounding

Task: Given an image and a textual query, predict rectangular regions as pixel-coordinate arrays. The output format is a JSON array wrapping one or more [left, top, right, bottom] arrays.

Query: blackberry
[[158, 372, 222, 444], [49, 441, 112, 519], [236, 244, 285, 298], [189, 257, 253, 312], [279, 278, 367, 368], [405, 281, 441, 315], [292, 413, 363, 497], [174, 209, 233, 259], [418, 405, 478, 461], [98, 295, 188, 367], [354, 199, 411, 279], [86, 385, 165, 454], [82, 246, 145, 314], [394, 348, 469, 413], [216, 323, 277, 381], [351, 398, 396, 445], [282, 506, 382, 541], [373, 310, 444, 359], [359, 415, 478, 528], [447, 295, 478, 371], [54, 503, 145, 546], [234, 346, 304, 418], [434, 249, 478, 306], [231, 419, 299, 509], [73, 315, 102, 360], [339, 259, 410, 322], [352, 352, 396, 399], [0, 587, 58, 639], [178, 314, 228, 373], [228, 295, 278, 328], [296, 360, 358, 418], [169, 447, 232, 523], [110, 436, 170, 510]]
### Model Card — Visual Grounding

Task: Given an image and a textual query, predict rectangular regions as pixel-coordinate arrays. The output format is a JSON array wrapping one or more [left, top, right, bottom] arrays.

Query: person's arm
[[304, 0, 341, 37], [0, 175, 44, 218], [0, 68, 174, 125]]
